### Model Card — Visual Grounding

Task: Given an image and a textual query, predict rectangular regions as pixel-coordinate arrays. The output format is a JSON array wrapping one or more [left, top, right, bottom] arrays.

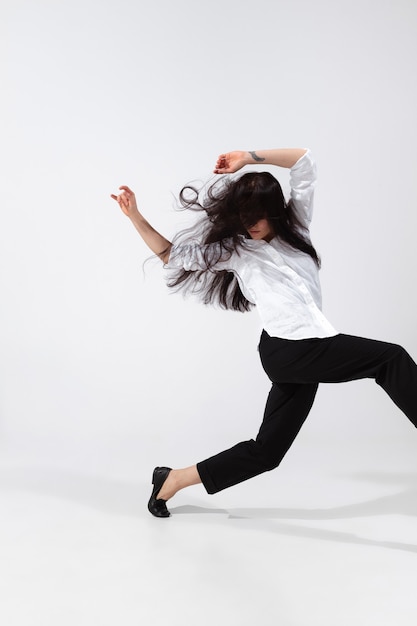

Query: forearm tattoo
[[249, 151, 265, 162]]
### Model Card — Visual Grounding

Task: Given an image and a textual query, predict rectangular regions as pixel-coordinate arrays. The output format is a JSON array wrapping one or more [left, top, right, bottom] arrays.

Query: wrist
[[129, 209, 144, 223]]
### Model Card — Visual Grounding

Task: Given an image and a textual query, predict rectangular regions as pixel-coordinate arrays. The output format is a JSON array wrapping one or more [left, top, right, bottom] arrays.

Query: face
[[246, 218, 274, 242]]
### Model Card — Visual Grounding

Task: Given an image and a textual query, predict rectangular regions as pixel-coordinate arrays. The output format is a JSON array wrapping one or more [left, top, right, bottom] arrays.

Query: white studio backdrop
[[1, 0, 417, 480]]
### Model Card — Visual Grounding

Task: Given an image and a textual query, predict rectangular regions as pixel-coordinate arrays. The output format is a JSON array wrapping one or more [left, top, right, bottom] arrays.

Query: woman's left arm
[[111, 186, 172, 263]]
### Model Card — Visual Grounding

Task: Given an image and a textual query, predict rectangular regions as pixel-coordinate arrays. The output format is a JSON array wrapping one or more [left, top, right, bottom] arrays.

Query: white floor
[[1, 439, 417, 626]]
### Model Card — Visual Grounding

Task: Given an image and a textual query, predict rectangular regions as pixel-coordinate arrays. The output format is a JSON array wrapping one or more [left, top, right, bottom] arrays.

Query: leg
[[197, 382, 318, 494], [259, 333, 417, 426], [157, 383, 318, 499]]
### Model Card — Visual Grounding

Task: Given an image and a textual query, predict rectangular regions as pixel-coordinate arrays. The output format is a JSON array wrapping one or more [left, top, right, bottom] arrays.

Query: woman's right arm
[[111, 186, 172, 263], [214, 148, 307, 173]]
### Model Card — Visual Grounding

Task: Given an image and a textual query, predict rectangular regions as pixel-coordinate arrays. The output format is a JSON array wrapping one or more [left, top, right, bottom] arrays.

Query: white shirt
[[166, 150, 338, 340]]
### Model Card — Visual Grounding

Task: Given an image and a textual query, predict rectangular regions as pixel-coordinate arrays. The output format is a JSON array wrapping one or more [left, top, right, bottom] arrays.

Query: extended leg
[[197, 382, 318, 494]]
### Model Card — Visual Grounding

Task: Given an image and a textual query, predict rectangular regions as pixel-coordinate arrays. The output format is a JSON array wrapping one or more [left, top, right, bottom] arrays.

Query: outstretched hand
[[213, 151, 248, 174], [110, 185, 139, 217]]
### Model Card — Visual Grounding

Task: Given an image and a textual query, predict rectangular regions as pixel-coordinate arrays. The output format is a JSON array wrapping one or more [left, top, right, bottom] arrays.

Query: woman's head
[[193, 171, 288, 243], [169, 170, 320, 312], [232, 172, 285, 222], [230, 171, 286, 241]]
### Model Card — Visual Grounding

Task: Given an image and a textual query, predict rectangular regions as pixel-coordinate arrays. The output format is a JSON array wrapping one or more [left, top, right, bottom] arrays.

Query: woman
[[111, 147, 417, 518]]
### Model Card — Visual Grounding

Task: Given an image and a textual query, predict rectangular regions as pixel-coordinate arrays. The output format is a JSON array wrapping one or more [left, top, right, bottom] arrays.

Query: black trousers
[[197, 332, 417, 494]]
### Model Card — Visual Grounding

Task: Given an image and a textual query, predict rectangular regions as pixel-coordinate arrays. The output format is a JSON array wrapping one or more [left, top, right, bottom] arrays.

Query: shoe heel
[[148, 466, 172, 518]]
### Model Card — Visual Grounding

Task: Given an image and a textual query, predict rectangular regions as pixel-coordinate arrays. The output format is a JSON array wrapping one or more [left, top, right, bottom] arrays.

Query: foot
[[148, 465, 202, 518], [148, 467, 172, 518]]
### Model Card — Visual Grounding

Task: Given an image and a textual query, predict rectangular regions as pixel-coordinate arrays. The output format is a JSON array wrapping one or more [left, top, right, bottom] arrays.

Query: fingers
[[111, 185, 135, 206], [213, 154, 229, 174], [110, 192, 127, 204], [111, 189, 131, 214]]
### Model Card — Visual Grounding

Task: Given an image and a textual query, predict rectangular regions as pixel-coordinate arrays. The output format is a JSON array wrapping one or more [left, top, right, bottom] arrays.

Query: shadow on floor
[[171, 503, 417, 554], [1, 466, 417, 553]]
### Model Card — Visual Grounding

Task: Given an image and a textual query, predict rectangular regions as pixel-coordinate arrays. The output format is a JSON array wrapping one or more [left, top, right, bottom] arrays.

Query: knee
[[254, 442, 286, 472], [376, 342, 412, 385], [377, 342, 408, 365], [387, 343, 410, 363], [392, 342, 406, 354]]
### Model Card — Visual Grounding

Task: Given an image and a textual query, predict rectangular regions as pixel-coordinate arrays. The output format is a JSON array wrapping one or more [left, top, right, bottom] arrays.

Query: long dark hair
[[166, 171, 320, 312]]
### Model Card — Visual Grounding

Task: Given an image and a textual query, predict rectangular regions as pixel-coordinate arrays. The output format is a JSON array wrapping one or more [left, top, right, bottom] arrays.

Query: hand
[[213, 151, 248, 174], [110, 185, 139, 217]]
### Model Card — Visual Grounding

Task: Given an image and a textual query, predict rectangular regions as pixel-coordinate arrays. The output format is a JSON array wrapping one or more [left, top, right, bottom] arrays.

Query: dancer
[[111, 147, 417, 518]]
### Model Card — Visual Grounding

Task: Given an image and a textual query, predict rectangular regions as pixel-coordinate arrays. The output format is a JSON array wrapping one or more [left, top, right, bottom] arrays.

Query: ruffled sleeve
[[289, 150, 317, 227], [165, 242, 233, 272]]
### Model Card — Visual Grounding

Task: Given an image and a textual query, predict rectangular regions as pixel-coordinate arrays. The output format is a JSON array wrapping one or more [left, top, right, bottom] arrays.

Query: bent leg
[[197, 382, 318, 494], [260, 333, 417, 427]]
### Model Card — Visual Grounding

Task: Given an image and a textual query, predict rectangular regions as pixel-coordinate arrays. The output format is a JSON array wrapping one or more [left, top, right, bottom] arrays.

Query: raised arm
[[111, 186, 172, 263], [214, 148, 307, 174]]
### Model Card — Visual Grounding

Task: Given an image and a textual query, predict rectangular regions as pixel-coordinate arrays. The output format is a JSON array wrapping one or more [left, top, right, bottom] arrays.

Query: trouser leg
[[259, 333, 417, 426], [197, 382, 318, 494]]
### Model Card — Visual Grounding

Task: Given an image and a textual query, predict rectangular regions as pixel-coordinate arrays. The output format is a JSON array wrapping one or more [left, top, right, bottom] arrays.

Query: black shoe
[[148, 466, 172, 518]]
